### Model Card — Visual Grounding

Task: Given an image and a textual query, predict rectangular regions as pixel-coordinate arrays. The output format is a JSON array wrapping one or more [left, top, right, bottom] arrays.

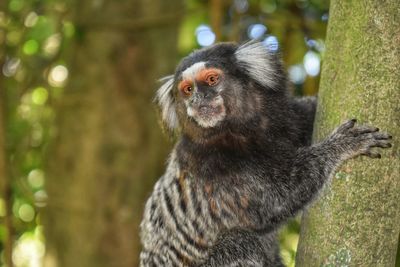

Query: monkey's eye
[[182, 85, 193, 96], [205, 73, 219, 86], [178, 80, 193, 97]]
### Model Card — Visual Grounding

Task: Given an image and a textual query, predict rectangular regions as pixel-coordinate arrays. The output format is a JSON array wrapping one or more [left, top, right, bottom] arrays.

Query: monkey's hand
[[248, 119, 392, 232], [325, 119, 392, 160]]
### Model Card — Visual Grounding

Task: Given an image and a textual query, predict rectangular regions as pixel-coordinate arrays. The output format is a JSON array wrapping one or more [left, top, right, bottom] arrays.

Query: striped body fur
[[140, 152, 219, 265], [139, 42, 392, 266], [140, 150, 281, 266]]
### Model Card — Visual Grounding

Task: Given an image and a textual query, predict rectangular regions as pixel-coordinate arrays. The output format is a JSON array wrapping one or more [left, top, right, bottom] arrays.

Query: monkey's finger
[[373, 132, 392, 140], [369, 140, 392, 149], [350, 125, 379, 136], [336, 119, 357, 133], [361, 151, 381, 159]]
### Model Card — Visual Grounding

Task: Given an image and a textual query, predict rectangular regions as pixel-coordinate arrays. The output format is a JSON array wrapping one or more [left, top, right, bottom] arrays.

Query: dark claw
[[338, 119, 357, 133], [364, 152, 382, 159], [361, 151, 381, 159], [373, 143, 392, 149], [373, 133, 392, 140], [352, 126, 379, 136]]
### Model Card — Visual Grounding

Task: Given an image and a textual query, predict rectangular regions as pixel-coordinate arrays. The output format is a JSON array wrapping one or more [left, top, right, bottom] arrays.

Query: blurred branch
[[210, 0, 223, 41], [0, 77, 14, 267], [229, 7, 241, 42], [281, 1, 309, 64], [288, 1, 310, 38], [1, 1, 13, 264]]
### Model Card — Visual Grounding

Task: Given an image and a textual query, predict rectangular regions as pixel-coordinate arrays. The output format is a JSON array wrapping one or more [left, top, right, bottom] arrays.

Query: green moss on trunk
[[296, 1, 400, 266]]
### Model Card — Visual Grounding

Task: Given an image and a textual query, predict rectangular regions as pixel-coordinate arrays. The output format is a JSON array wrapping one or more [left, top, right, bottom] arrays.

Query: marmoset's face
[[156, 42, 284, 134], [176, 62, 227, 128]]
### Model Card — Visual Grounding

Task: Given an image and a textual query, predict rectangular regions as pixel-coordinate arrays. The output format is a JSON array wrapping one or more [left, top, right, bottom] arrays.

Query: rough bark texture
[[296, 1, 400, 266], [43, 1, 182, 266]]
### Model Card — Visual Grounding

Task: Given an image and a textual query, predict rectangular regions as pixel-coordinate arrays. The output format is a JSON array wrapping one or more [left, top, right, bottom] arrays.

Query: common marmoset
[[139, 42, 392, 266]]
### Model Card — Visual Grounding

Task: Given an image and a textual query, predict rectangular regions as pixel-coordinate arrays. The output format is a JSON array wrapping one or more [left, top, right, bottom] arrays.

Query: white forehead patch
[[182, 61, 206, 80]]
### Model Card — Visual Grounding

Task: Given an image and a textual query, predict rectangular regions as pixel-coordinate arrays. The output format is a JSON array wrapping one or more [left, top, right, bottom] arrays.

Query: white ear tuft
[[155, 75, 178, 130], [234, 41, 280, 88]]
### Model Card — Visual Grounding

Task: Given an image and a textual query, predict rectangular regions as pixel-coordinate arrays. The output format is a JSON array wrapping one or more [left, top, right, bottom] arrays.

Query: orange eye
[[197, 69, 222, 86], [182, 84, 193, 96], [178, 80, 193, 96], [206, 74, 219, 86]]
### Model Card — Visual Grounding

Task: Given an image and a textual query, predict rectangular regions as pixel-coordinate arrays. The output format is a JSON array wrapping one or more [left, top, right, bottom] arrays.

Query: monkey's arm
[[194, 120, 391, 267], [254, 119, 391, 231], [290, 96, 317, 146]]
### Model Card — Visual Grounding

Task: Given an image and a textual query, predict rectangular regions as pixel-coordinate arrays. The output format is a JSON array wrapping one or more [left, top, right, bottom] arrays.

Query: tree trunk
[[43, 1, 182, 267], [0, 71, 14, 267], [296, 1, 400, 266], [0, 11, 14, 264]]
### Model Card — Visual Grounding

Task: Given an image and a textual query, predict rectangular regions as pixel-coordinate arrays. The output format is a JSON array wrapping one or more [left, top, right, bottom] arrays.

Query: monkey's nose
[[199, 105, 208, 113], [202, 91, 212, 99]]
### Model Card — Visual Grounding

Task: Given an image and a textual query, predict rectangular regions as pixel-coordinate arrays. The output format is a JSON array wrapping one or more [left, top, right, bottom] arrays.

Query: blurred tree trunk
[[210, 0, 223, 41], [43, 1, 182, 267], [0, 10, 13, 265], [296, 1, 400, 266], [1, 76, 13, 267]]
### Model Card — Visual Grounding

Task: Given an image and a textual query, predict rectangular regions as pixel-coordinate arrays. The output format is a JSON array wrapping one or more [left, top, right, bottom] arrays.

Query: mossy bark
[[43, 1, 182, 266], [296, 1, 400, 266]]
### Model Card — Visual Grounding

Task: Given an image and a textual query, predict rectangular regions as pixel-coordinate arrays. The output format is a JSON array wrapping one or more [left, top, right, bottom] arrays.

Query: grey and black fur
[[139, 42, 392, 266]]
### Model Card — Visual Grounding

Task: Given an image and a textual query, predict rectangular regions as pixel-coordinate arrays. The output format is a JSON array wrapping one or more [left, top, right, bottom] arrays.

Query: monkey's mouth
[[187, 98, 227, 128], [197, 104, 224, 117]]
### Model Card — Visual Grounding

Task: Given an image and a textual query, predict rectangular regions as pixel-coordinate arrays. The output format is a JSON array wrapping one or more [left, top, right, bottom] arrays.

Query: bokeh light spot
[[32, 87, 48, 105], [43, 33, 61, 57], [288, 64, 306, 84], [12, 231, 45, 267], [303, 51, 320, 76], [34, 190, 48, 208], [195, 25, 215, 47], [28, 169, 45, 188], [2, 57, 20, 77], [18, 204, 35, 222], [48, 65, 69, 87], [9, 0, 24, 12], [24, 12, 38, 27], [306, 39, 317, 48], [23, 40, 39, 55], [263, 36, 279, 52], [248, 24, 267, 39]]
